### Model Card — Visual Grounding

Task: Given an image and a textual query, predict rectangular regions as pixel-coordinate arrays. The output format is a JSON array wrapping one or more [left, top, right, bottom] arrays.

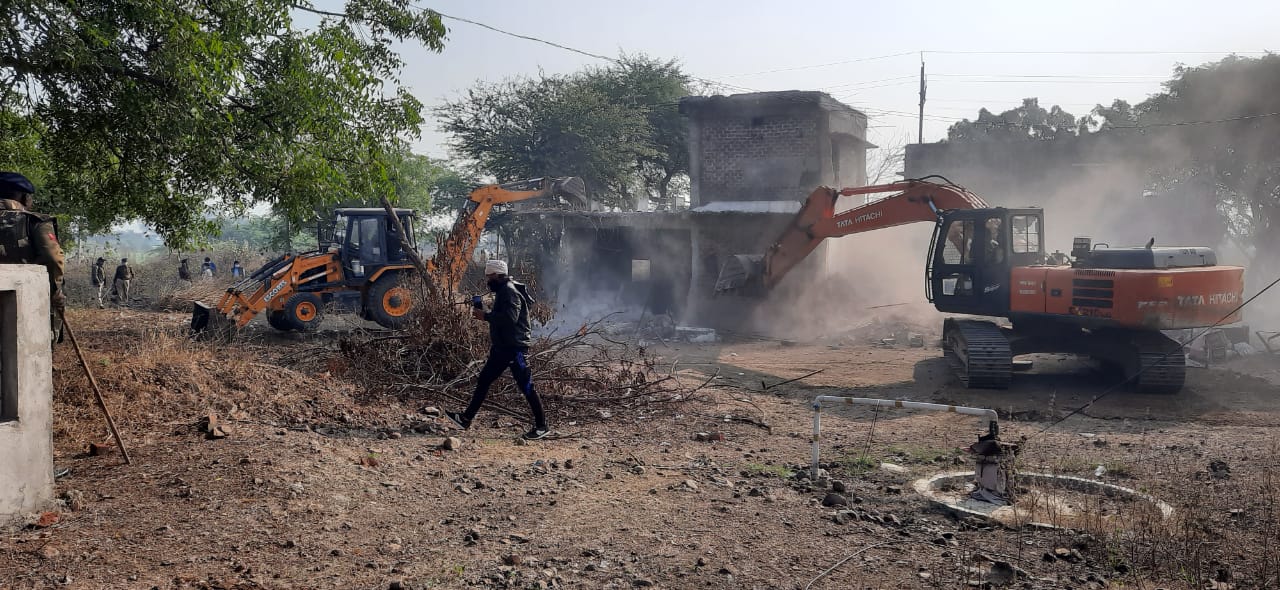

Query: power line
[[426, 8, 759, 93], [717, 51, 918, 78]]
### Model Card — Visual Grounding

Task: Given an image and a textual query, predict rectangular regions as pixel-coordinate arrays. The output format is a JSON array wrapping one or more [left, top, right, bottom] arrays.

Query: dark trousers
[[463, 346, 547, 428]]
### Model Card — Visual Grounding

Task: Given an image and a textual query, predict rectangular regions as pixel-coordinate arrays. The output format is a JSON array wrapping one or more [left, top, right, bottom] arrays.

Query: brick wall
[[698, 113, 821, 202]]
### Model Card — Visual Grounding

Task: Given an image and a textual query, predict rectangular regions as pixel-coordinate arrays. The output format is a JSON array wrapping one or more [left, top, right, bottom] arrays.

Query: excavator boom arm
[[428, 177, 587, 289], [720, 180, 987, 291]]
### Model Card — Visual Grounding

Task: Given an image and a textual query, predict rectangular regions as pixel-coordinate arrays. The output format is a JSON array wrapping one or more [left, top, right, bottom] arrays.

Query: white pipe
[[810, 396, 999, 480]]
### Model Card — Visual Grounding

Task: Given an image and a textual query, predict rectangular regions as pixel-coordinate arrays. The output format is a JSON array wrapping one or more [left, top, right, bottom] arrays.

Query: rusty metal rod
[[61, 317, 131, 465]]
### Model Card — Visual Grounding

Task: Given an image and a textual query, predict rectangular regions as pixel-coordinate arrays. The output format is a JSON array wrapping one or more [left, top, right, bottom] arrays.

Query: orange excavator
[[192, 177, 586, 334], [716, 177, 1244, 393]]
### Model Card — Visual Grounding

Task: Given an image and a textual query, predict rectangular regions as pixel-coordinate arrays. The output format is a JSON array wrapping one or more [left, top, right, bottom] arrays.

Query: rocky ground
[[4, 308, 1280, 589]]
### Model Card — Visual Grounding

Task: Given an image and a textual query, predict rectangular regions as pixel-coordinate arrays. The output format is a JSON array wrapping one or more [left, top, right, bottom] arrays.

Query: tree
[[1, 0, 447, 247], [947, 98, 1081, 142], [436, 54, 692, 210], [1133, 54, 1280, 283]]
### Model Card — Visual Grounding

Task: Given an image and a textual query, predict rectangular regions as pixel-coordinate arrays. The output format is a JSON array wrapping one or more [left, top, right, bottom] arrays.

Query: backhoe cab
[[192, 208, 419, 336], [192, 176, 587, 337]]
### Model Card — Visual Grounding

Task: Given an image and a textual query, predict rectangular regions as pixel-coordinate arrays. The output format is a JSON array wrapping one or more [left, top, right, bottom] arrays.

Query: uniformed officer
[[0, 172, 65, 326]]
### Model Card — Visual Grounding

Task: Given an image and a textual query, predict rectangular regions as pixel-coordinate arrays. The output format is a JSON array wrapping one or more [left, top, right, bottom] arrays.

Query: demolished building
[[524, 91, 874, 331]]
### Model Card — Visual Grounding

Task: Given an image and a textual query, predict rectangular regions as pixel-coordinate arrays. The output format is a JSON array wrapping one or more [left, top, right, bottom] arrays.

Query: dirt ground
[[5, 308, 1280, 589]]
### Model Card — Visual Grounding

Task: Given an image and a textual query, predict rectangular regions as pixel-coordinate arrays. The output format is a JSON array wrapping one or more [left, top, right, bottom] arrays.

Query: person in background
[[201, 256, 216, 278], [178, 258, 192, 282], [113, 258, 134, 306], [91, 257, 107, 308], [446, 259, 550, 441], [231, 260, 244, 278]]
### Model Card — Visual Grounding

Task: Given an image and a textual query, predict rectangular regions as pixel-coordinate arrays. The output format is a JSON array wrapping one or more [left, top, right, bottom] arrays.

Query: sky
[[397, 0, 1279, 160]]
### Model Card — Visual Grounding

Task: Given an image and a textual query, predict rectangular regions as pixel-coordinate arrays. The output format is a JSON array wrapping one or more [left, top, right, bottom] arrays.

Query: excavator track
[[1128, 332, 1186, 394], [943, 319, 1012, 389]]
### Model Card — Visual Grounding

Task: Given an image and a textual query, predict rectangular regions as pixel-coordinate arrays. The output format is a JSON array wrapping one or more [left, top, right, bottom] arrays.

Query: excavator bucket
[[191, 301, 237, 341], [715, 254, 766, 293], [550, 177, 588, 208]]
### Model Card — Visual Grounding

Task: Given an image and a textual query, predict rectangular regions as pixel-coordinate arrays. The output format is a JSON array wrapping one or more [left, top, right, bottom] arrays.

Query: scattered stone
[[884, 486, 903, 495], [88, 442, 117, 456], [821, 492, 847, 507], [747, 487, 765, 497], [200, 412, 229, 439], [631, 465, 646, 476], [387, 432, 402, 439], [695, 557, 708, 567], [420, 406, 441, 417], [831, 480, 847, 494], [918, 571, 931, 580], [718, 566, 736, 575], [60, 489, 86, 512], [604, 472, 615, 480], [681, 479, 699, 492], [987, 561, 1027, 586], [564, 458, 575, 469], [442, 437, 462, 451], [330, 549, 344, 557], [503, 554, 523, 566], [832, 510, 856, 525], [633, 579, 654, 587], [1209, 460, 1231, 479], [879, 462, 908, 474], [693, 432, 710, 442]]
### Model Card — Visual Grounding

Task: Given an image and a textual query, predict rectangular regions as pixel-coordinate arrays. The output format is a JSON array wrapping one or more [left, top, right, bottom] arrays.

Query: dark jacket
[[114, 263, 134, 281], [91, 262, 106, 286], [485, 279, 533, 349]]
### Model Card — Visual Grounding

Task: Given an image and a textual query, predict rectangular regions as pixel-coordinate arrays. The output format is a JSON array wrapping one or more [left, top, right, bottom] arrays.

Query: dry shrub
[[52, 309, 411, 449], [342, 268, 698, 423]]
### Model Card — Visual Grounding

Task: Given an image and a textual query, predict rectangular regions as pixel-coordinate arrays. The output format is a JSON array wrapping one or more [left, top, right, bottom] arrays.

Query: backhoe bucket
[[551, 177, 588, 208], [715, 254, 766, 294], [191, 301, 237, 341]]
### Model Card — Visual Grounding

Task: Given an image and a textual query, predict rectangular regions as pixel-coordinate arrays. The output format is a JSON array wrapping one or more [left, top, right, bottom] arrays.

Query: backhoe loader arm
[[717, 180, 988, 291], [427, 176, 587, 289]]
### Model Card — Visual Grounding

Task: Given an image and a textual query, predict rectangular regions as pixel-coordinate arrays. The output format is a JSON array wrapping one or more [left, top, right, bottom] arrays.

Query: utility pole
[[917, 53, 926, 144]]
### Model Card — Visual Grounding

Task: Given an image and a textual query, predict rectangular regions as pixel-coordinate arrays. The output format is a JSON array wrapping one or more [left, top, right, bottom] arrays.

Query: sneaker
[[522, 426, 551, 441], [445, 411, 471, 430]]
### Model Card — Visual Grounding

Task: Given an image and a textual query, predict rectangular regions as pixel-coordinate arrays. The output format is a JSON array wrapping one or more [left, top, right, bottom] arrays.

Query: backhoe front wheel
[[281, 293, 324, 332], [366, 273, 414, 329]]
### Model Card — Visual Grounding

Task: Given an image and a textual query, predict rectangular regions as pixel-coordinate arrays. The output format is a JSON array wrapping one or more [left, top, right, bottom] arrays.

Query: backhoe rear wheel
[[366, 272, 413, 329], [281, 293, 324, 332]]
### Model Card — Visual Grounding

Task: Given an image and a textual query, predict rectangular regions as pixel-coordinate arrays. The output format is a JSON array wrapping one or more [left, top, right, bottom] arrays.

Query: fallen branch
[[763, 369, 824, 391]]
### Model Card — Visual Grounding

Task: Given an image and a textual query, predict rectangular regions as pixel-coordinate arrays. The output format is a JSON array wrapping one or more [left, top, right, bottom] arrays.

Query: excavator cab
[[927, 207, 1044, 316]]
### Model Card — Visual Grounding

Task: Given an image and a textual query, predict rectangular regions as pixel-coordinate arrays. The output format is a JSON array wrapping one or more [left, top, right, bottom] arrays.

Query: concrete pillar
[[0, 265, 54, 521]]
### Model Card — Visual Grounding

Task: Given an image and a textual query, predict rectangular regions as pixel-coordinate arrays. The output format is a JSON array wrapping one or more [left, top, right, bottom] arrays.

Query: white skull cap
[[484, 259, 508, 275]]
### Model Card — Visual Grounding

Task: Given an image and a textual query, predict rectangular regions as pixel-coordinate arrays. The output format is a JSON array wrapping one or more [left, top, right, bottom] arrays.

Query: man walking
[[91, 257, 107, 308], [446, 259, 550, 440], [113, 258, 134, 307], [178, 258, 192, 282], [0, 172, 65, 327]]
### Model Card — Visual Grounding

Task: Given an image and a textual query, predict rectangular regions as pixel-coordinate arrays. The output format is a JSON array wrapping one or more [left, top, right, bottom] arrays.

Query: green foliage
[[1, 0, 447, 247], [436, 54, 691, 209], [742, 462, 794, 478], [946, 98, 1082, 142]]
